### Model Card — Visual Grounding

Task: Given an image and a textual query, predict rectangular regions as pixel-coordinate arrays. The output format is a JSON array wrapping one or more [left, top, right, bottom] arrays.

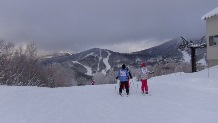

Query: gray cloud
[[0, 0, 218, 53]]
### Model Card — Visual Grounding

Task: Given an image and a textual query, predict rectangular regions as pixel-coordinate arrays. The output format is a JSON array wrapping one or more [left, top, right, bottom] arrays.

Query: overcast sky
[[0, 0, 218, 54]]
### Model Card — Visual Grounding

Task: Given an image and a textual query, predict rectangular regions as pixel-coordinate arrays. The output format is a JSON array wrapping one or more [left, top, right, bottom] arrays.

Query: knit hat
[[122, 64, 126, 69], [141, 63, 146, 67]]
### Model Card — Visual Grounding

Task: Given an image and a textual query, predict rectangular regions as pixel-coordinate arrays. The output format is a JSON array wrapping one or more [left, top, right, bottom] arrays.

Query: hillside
[[0, 66, 218, 123], [40, 38, 206, 85]]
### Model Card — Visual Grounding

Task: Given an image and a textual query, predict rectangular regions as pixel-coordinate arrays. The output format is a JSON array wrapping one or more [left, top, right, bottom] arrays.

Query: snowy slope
[[101, 50, 111, 74], [72, 61, 92, 75], [1, 66, 218, 123], [79, 49, 111, 75]]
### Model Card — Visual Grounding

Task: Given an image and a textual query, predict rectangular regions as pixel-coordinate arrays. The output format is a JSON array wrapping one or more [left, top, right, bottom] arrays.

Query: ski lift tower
[[179, 36, 206, 72]]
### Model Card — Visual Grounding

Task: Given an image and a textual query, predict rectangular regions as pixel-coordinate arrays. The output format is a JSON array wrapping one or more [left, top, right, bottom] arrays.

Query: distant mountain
[[41, 38, 206, 85], [134, 39, 181, 58]]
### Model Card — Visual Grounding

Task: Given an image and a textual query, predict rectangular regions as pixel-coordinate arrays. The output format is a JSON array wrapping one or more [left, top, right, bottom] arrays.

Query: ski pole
[[136, 83, 138, 93]]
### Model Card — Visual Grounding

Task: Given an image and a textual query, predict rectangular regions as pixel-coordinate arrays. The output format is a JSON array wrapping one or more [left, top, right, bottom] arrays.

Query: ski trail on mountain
[[102, 50, 111, 74]]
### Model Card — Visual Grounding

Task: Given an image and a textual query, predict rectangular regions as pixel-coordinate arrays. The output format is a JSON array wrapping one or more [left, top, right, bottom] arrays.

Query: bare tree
[[93, 72, 105, 85], [0, 40, 15, 85]]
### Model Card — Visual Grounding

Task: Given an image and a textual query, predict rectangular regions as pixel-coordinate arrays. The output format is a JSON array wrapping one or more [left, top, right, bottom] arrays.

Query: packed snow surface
[[1, 66, 218, 123]]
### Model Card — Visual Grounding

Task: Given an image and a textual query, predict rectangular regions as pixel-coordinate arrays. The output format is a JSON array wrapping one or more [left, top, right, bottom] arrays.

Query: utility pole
[[190, 47, 197, 72], [179, 36, 206, 72]]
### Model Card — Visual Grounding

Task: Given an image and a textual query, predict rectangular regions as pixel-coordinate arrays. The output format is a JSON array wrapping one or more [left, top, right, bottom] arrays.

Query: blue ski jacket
[[117, 68, 129, 82]]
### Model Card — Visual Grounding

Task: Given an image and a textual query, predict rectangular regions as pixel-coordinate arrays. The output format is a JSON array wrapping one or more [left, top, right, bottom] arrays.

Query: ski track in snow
[[102, 51, 111, 74], [72, 61, 92, 76], [97, 50, 102, 72], [83, 52, 94, 59], [1, 66, 218, 123]]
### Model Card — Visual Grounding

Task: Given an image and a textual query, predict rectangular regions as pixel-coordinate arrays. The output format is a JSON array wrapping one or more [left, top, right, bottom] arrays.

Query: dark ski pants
[[122, 81, 130, 89], [141, 79, 148, 93], [119, 81, 129, 94]]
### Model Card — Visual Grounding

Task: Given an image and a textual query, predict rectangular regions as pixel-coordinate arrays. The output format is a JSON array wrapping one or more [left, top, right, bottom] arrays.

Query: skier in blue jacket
[[116, 64, 130, 95]]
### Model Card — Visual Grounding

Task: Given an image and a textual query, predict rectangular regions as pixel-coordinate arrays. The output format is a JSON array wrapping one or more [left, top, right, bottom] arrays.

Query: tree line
[[0, 40, 75, 87]]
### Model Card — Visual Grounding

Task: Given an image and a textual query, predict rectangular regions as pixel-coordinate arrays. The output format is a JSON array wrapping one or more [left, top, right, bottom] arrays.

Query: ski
[[119, 93, 129, 97], [145, 93, 151, 96]]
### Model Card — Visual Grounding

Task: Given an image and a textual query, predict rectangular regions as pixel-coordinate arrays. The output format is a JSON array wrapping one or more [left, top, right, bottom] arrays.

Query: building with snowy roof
[[202, 7, 218, 67]]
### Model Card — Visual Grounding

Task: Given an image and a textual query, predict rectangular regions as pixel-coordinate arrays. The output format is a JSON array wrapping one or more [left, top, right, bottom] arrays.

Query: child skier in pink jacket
[[138, 63, 152, 94]]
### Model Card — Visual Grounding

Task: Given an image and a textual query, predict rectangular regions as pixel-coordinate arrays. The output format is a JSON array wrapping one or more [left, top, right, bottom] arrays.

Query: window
[[209, 35, 218, 46], [209, 36, 214, 46], [214, 35, 218, 45]]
